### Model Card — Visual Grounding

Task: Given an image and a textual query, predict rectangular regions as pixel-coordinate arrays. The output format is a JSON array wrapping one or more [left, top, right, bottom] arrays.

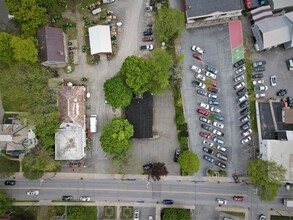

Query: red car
[[244, 0, 252, 9], [282, 98, 288, 107], [193, 53, 203, 61], [208, 86, 218, 94], [197, 108, 209, 116], [199, 132, 211, 139], [211, 81, 217, 87], [142, 36, 154, 42], [233, 196, 244, 201]]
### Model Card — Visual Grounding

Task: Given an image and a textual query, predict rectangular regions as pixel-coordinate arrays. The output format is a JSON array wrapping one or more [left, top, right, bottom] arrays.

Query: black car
[[202, 147, 213, 154], [239, 100, 248, 108], [162, 199, 174, 205], [236, 88, 247, 97], [233, 59, 245, 68], [143, 163, 153, 171], [197, 89, 207, 96], [4, 180, 15, 185], [62, 195, 73, 201], [253, 73, 264, 78], [240, 107, 249, 116], [277, 89, 288, 96], [173, 149, 180, 162], [201, 124, 212, 132], [143, 30, 153, 36], [240, 122, 251, 130]]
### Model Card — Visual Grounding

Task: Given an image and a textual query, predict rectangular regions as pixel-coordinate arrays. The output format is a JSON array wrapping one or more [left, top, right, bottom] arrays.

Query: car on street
[[203, 147, 213, 154], [203, 140, 214, 147], [174, 149, 180, 162], [213, 121, 224, 129], [203, 155, 215, 163], [233, 59, 245, 68], [237, 94, 248, 103], [216, 152, 227, 161], [4, 180, 16, 185], [216, 198, 227, 205], [242, 129, 252, 137], [205, 71, 217, 80], [216, 145, 227, 152], [201, 124, 213, 132], [208, 100, 220, 105], [212, 129, 224, 137], [213, 137, 224, 144], [197, 89, 207, 96], [199, 116, 211, 124], [233, 196, 244, 201], [253, 60, 266, 68], [140, 45, 153, 50], [190, 65, 202, 73], [80, 196, 90, 201], [143, 30, 153, 36], [142, 36, 153, 42], [277, 89, 288, 96], [240, 107, 249, 116], [208, 93, 218, 100], [199, 102, 209, 110], [254, 66, 265, 72], [259, 214, 267, 220], [62, 195, 73, 201], [197, 108, 209, 116], [27, 190, 39, 196], [162, 199, 174, 204], [213, 114, 225, 121], [195, 73, 206, 81], [192, 80, 206, 89], [270, 75, 277, 86], [134, 210, 139, 220], [241, 136, 251, 144], [193, 53, 203, 61], [255, 93, 265, 98], [211, 106, 221, 113], [234, 75, 245, 83], [191, 45, 204, 54], [240, 115, 250, 123], [208, 86, 218, 93], [143, 163, 153, 171], [215, 161, 226, 169], [234, 82, 245, 90], [205, 65, 218, 74], [239, 100, 248, 108], [235, 66, 246, 75], [200, 132, 211, 139], [236, 88, 247, 97], [253, 79, 264, 85], [241, 122, 251, 130]]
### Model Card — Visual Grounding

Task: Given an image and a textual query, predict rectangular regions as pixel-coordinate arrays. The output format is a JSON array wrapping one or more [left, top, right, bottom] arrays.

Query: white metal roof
[[88, 25, 112, 55], [271, 0, 293, 10]]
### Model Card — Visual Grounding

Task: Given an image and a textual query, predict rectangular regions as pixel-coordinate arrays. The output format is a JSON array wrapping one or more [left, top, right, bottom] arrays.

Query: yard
[[0, 153, 20, 178]]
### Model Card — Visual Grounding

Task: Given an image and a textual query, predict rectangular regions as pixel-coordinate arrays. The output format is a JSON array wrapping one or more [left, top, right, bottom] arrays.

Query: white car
[[216, 145, 227, 152], [253, 79, 264, 85], [134, 210, 139, 220], [208, 93, 218, 99], [203, 140, 213, 147], [255, 93, 266, 98], [235, 66, 246, 75], [27, 190, 39, 196], [242, 129, 252, 137], [256, 85, 268, 91], [205, 71, 217, 80], [80, 196, 91, 201], [199, 102, 209, 110], [234, 75, 245, 83], [211, 106, 221, 113], [241, 136, 251, 144], [195, 73, 206, 81], [191, 65, 202, 73], [191, 45, 204, 54], [234, 82, 246, 90], [213, 121, 224, 129], [213, 129, 224, 137], [270, 75, 277, 86], [216, 198, 227, 205]]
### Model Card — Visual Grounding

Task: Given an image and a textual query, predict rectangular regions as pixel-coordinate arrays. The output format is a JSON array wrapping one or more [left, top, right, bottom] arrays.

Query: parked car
[[199, 102, 209, 110], [203, 140, 214, 147], [282, 98, 288, 107], [241, 136, 251, 144], [232, 173, 240, 183], [140, 45, 153, 50], [201, 124, 213, 132], [27, 190, 39, 196], [216, 152, 227, 161], [62, 195, 73, 201], [240, 122, 251, 130], [134, 210, 139, 220], [240, 107, 249, 116], [190, 65, 202, 73], [213, 137, 224, 144], [212, 129, 224, 137], [203, 154, 215, 163], [203, 147, 213, 154], [213, 121, 224, 129], [200, 132, 211, 139], [254, 66, 265, 72], [80, 196, 91, 201], [199, 116, 211, 124], [255, 85, 268, 91], [253, 79, 264, 85], [286, 58, 293, 71], [242, 129, 252, 137], [211, 81, 218, 87], [253, 60, 266, 68], [143, 30, 153, 36], [205, 65, 218, 74], [253, 73, 264, 78], [235, 66, 246, 75], [233, 59, 245, 68], [205, 71, 217, 80], [288, 97, 293, 107], [197, 108, 209, 116], [142, 36, 153, 42], [244, 0, 252, 8], [215, 161, 226, 169], [213, 114, 225, 121], [236, 88, 247, 96], [197, 89, 207, 96], [143, 163, 153, 171], [208, 100, 220, 105], [216, 145, 227, 152], [211, 106, 221, 113], [4, 180, 15, 185], [239, 100, 248, 108], [145, 6, 153, 11], [174, 149, 181, 162], [255, 93, 266, 98], [233, 196, 244, 201], [195, 73, 206, 81], [234, 75, 245, 83], [208, 93, 218, 100], [208, 86, 218, 93], [240, 115, 250, 123], [192, 80, 206, 89], [193, 53, 203, 61], [259, 214, 267, 220], [216, 198, 227, 205], [237, 94, 248, 103], [191, 45, 204, 54], [270, 75, 277, 86], [277, 89, 288, 96], [162, 199, 174, 205], [234, 82, 246, 90]]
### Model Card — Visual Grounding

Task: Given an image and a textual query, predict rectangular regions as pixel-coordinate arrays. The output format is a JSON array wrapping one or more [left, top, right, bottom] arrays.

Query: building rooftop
[[88, 25, 112, 55], [271, 0, 293, 11], [283, 108, 293, 124]]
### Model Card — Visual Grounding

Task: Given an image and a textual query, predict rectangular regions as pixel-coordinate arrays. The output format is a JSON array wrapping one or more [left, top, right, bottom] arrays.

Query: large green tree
[[5, 0, 46, 36], [178, 151, 200, 174], [100, 118, 134, 156], [10, 36, 38, 63], [162, 208, 191, 220], [155, 8, 185, 43], [247, 159, 286, 201], [0, 190, 12, 216], [104, 76, 133, 108], [0, 33, 15, 64]]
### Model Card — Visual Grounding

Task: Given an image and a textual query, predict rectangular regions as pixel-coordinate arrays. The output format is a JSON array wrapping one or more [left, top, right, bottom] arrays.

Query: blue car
[[162, 199, 174, 205], [205, 65, 219, 75], [213, 114, 224, 121], [208, 100, 220, 106]]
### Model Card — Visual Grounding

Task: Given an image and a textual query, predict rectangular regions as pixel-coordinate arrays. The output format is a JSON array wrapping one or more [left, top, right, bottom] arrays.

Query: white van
[[90, 115, 97, 133]]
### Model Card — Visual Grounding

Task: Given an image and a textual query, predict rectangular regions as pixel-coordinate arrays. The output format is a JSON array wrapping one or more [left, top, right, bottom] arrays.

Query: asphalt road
[[2, 178, 293, 219]]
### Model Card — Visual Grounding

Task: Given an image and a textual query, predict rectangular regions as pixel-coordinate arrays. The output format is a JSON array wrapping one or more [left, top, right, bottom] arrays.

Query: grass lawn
[[121, 206, 133, 219], [2, 95, 26, 112], [104, 206, 116, 219], [67, 206, 97, 220], [271, 216, 293, 220], [13, 206, 39, 220], [0, 155, 20, 178]]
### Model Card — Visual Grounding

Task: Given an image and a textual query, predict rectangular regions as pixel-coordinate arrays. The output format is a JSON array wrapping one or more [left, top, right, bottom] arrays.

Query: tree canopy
[[0, 190, 12, 216], [0, 33, 14, 65], [162, 208, 191, 220], [155, 8, 185, 43], [148, 162, 168, 181], [104, 75, 133, 108], [247, 159, 286, 201], [178, 151, 200, 174], [100, 118, 134, 156]]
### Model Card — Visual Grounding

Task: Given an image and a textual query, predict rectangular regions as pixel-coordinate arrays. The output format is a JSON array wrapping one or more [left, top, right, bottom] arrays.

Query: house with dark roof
[[184, 0, 243, 28], [125, 93, 153, 139], [55, 86, 86, 160], [37, 26, 68, 68]]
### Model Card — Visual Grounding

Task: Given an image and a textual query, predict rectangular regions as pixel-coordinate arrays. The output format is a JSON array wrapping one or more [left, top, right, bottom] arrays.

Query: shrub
[[179, 130, 189, 137], [219, 170, 227, 177], [179, 137, 188, 148], [179, 123, 188, 131], [176, 115, 185, 125]]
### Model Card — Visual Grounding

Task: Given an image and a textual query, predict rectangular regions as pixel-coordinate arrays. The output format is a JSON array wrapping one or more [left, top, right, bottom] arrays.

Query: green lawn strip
[[271, 216, 293, 220], [222, 211, 245, 217], [85, 206, 97, 220], [12, 206, 39, 219], [0, 155, 20, 178], [121, 206, 133, 219]]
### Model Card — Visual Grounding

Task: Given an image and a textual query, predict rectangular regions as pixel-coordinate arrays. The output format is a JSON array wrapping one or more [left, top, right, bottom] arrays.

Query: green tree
[[247, 159, 286, 201], [104, 76, 133, 108], [120, 56, 150, 94], [10, 36, 38, 63], [178, 151, 200, 174], [0, 190, 12, 216], [145, 49, 172, 93], [0, 33, 14, 64], [5, 0, 46, 36], [162, 208, 191, 220], [148, 162, 168, 181], [155, 8, 185, 43], [100, 118, 134, 156]]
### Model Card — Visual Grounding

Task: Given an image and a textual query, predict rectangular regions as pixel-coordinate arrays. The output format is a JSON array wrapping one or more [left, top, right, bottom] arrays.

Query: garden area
[[104, 206, 116, 219], [120, 206, 133, 219]]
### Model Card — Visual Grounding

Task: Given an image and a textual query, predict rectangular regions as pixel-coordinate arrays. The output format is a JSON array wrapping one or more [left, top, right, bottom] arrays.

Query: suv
[[174, 149, 180, 162], [201, 124, 213, 132], [190, 65, 202, 73]]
